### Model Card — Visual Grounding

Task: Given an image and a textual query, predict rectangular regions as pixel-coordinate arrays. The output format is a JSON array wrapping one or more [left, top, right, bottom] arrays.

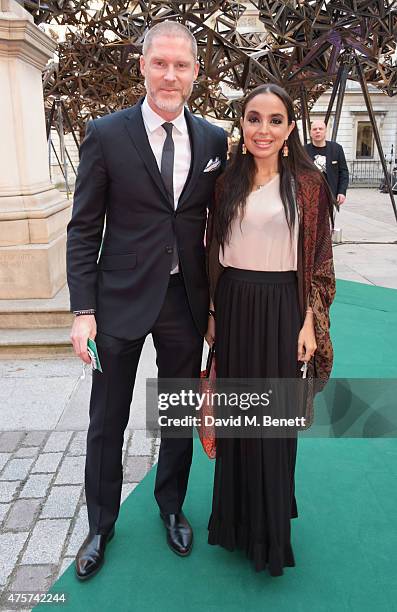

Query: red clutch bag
[[198, 345, 216, 459]]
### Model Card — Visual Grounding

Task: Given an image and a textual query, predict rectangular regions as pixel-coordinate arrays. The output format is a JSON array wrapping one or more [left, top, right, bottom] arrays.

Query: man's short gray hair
[[142, 21, 197, 60]]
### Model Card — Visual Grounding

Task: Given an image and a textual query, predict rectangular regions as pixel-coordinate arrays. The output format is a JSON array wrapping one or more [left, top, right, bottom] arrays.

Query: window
[[356, 121, 374, 158]]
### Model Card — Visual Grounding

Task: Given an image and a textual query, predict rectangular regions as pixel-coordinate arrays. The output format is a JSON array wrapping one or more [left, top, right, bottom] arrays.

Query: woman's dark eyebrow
[[246, 110, 285, 118]]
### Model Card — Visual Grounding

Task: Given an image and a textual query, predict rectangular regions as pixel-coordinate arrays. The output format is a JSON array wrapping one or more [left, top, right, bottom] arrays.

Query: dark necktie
[[161, 122, 178, 271], [161, 122, 174, 204]]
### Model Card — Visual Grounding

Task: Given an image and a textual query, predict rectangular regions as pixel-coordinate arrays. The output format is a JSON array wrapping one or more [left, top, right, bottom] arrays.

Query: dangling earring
[[282, 140, 289, 157], [242, 143, 247, 155]]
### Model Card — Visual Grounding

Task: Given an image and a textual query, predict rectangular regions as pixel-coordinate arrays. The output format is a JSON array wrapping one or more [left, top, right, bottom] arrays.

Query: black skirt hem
[[207, 515, 295, 576]]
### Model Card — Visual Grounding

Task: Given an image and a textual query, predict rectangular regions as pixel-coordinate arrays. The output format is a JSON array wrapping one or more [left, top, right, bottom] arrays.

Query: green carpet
[[331, 279, 397, 378], [39, 279, 397, 612]]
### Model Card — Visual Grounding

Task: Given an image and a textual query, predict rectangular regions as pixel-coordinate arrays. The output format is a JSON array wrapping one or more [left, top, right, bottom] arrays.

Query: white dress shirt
[[141, 97, 191, 208]]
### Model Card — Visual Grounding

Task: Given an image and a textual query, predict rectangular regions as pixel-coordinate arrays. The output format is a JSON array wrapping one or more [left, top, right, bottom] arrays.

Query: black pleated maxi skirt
[[207, 268, 301, 576]]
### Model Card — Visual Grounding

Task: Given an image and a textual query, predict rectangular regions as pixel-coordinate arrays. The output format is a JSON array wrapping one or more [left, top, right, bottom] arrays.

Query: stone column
[[0, 0, 71, 298]]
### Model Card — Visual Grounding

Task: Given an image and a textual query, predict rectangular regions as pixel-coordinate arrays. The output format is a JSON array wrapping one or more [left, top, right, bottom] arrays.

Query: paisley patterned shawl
[[206, 171, 336, 416], [296, 172, 336, 393]]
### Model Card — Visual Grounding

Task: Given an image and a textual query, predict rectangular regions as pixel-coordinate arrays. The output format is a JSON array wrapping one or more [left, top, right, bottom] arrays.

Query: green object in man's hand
[[87, 338, 103, 373]]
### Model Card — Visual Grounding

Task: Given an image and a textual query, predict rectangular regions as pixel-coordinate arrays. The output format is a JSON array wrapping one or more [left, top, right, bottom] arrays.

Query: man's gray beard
[[145, 78, 193, 113]]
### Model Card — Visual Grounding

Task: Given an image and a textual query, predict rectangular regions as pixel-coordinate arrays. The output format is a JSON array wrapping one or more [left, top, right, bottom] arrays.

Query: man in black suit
[[67, 21, 227, 580], [305, 119, 349, 206]]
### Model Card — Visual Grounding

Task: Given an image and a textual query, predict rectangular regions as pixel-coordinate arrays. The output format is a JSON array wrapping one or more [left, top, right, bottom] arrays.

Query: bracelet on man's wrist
[[73, 309, 96, 316], [209, 309, 215, 319]]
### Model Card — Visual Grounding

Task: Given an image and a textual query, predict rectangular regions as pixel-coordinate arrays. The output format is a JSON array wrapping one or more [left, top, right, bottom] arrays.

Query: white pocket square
[[203, 157, 221, 173]]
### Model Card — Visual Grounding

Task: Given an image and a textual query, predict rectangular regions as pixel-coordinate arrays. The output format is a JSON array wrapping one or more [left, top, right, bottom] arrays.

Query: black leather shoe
[[160, 512, 193, 557], [75, 527, 115, 581]]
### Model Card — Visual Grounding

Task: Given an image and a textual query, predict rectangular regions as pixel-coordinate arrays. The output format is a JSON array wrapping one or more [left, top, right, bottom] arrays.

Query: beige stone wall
[[0, 0, 71, 298]]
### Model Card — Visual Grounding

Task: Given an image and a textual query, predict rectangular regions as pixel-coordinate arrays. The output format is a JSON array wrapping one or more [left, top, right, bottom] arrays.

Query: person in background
[[305, 119, 349, 207]]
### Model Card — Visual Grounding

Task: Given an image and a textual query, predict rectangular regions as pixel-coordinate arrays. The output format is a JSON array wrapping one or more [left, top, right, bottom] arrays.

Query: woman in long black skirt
[[205, 84, 336, 577]]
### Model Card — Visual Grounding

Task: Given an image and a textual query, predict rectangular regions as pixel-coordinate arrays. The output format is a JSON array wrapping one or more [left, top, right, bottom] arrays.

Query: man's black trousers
[[85, 273, 203, 534]]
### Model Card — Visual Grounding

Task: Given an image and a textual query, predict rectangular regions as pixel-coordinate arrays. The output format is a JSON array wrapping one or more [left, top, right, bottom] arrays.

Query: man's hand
[[337, 194, 346, 205], [70, 315, 97, 364], [205, 314, 215, 347]]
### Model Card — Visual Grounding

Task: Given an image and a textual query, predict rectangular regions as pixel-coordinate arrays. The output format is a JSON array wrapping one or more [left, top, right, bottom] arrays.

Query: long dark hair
[[216, 84, 335, 247]]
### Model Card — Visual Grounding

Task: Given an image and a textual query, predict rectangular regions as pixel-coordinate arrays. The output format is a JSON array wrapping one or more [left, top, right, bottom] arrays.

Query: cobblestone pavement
[[0, 429, 159, 610]]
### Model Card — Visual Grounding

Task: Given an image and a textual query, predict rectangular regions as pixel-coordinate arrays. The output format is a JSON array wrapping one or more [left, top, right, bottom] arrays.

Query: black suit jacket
[[67, 101, 228, 339], [305, 140, 349, 197]]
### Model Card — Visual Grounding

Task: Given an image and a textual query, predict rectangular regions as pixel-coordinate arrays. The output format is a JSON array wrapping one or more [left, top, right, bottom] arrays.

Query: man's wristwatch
[[208, 309, 215, 319]]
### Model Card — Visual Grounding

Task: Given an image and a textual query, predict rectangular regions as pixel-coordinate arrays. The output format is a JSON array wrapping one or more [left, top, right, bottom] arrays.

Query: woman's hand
[[205, 313, 215, 347], [297, 311, 317, 362]]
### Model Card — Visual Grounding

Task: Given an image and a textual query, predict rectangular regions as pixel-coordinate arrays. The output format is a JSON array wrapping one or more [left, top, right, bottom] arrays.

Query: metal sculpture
[[25, 0, 397, 218]]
